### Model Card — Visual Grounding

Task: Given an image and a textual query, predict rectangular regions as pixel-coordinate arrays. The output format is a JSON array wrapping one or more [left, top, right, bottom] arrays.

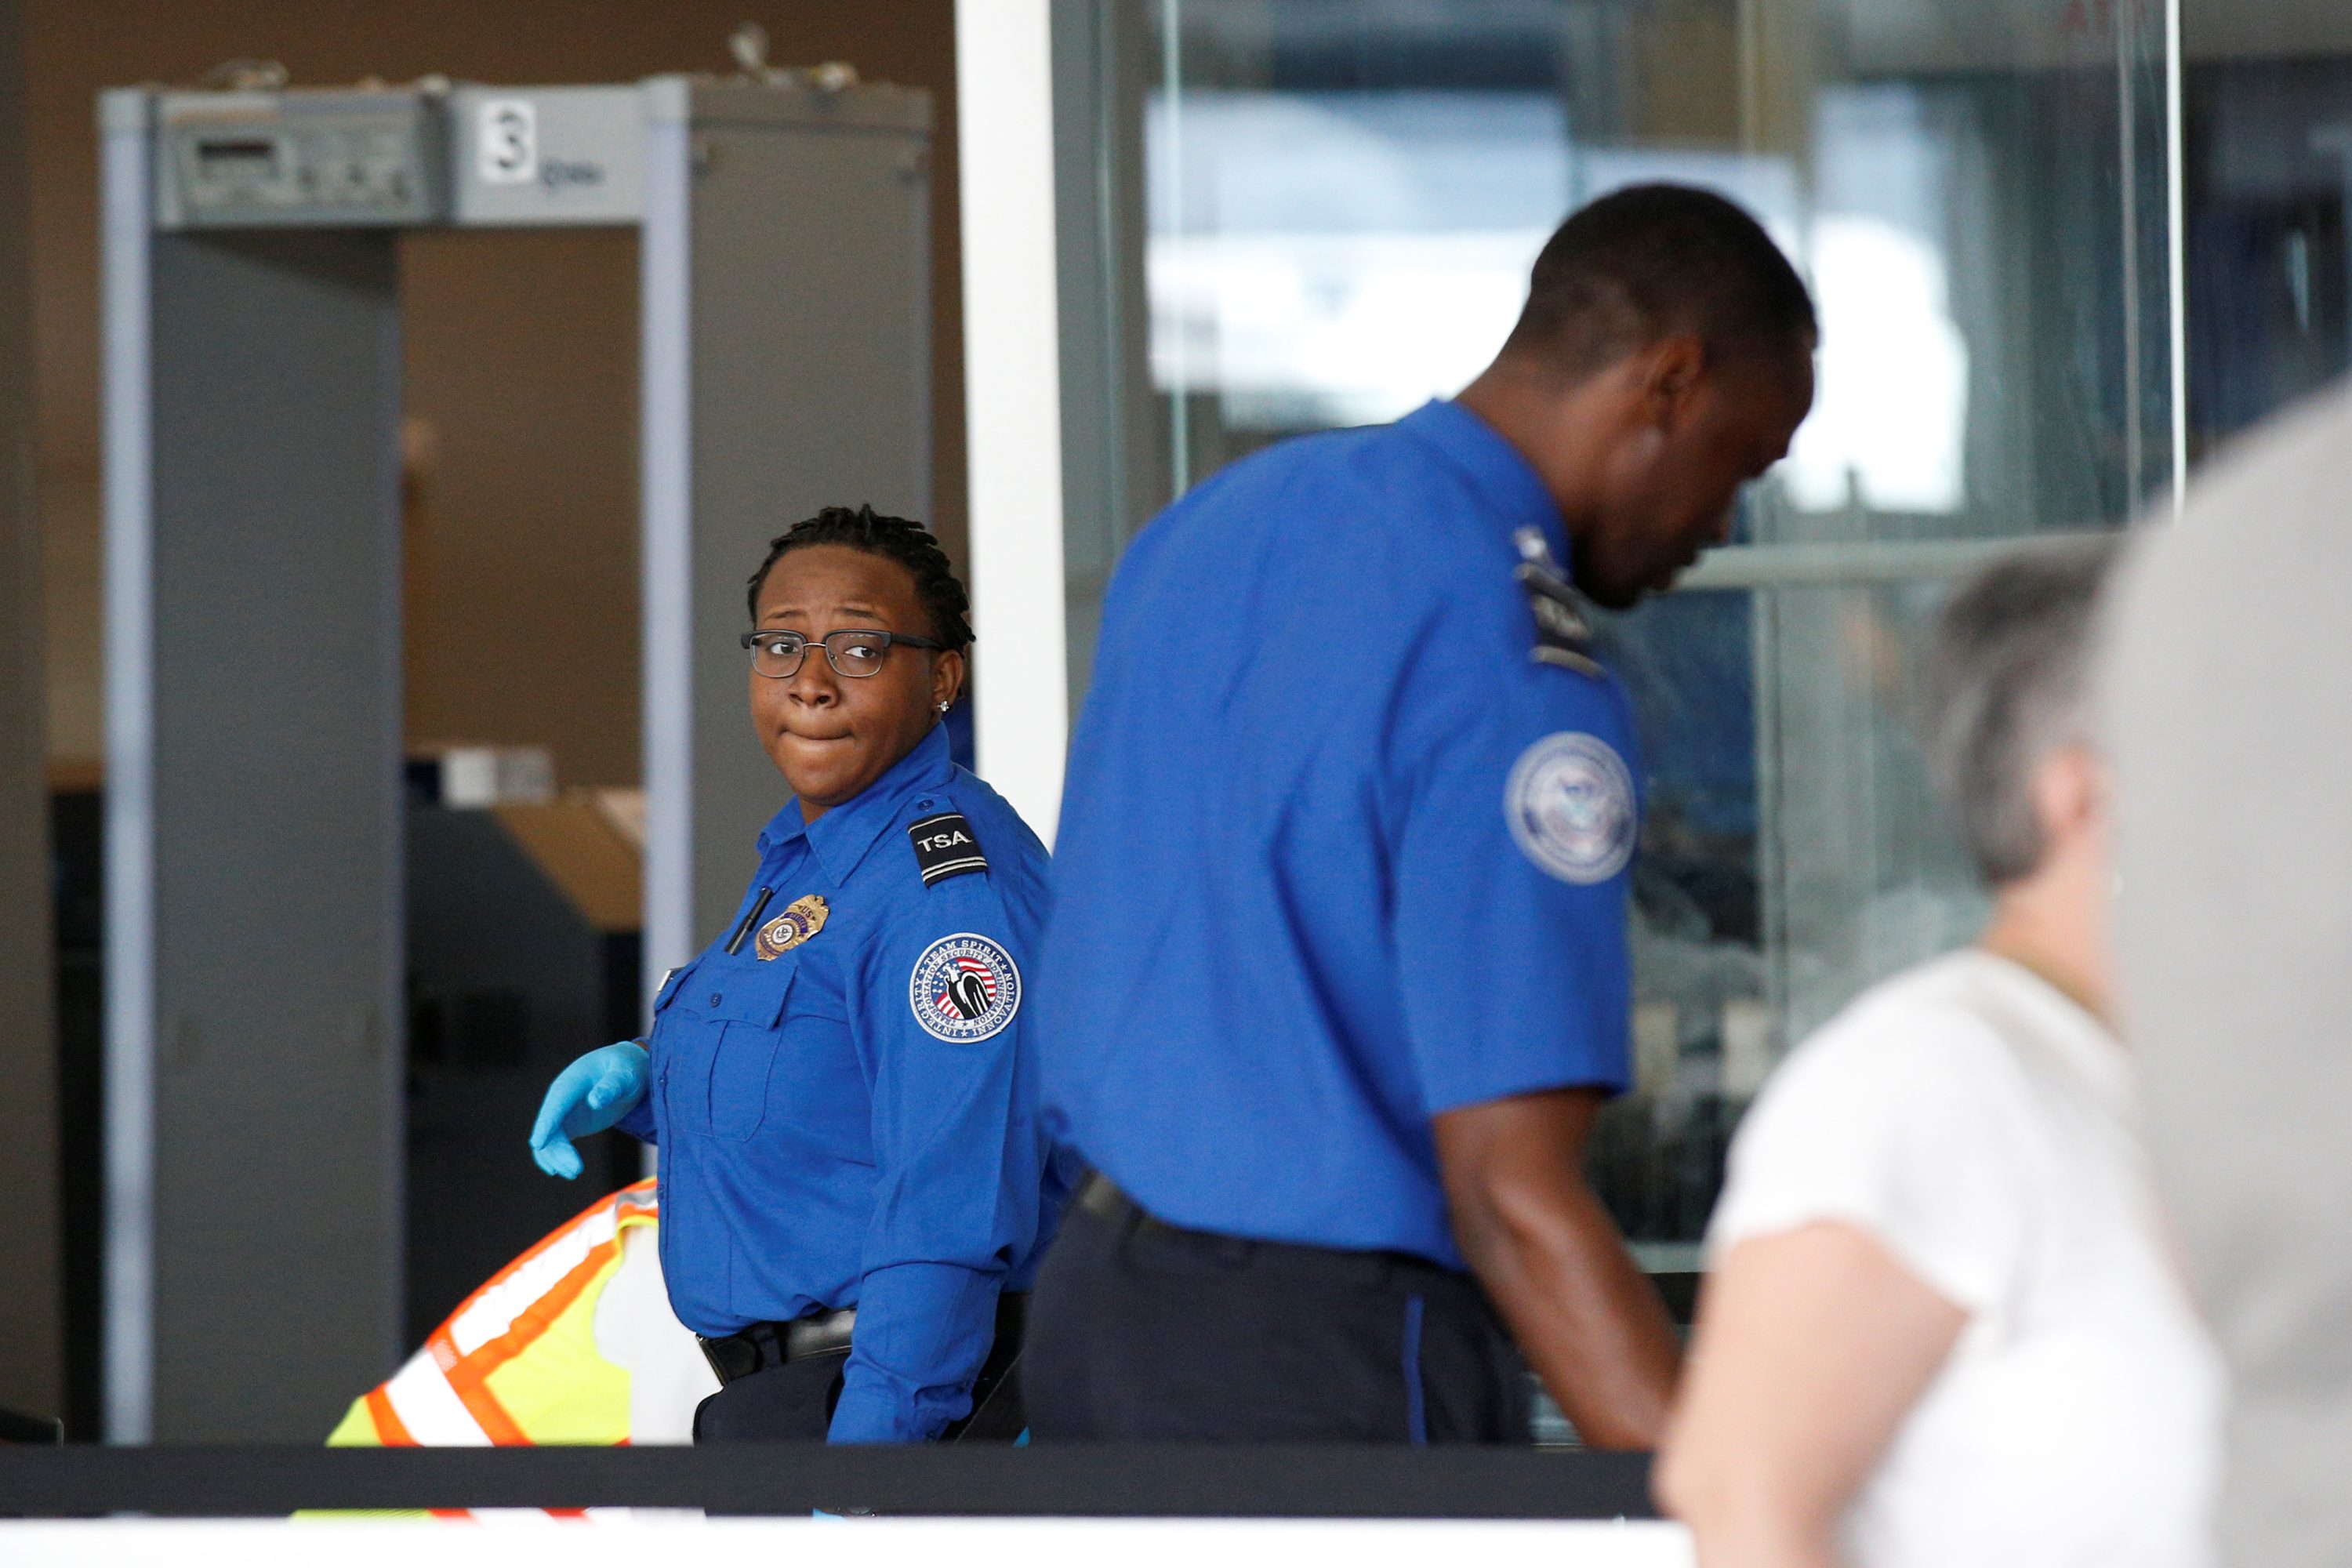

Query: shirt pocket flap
[[695, 964, 794, 1028]]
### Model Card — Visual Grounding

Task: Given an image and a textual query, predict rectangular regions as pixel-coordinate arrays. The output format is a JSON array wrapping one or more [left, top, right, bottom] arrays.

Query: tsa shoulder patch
[[907, 811, 988, 887], [909, 932, 1022, 1042], [1505, 731, 1638, 884]]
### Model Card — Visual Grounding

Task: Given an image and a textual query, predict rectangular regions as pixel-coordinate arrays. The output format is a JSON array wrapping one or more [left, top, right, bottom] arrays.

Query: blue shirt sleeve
[[615, 1091, 656, 1145], [1385, 589, 1640, 1115], [826, 876, 1040, 1443]]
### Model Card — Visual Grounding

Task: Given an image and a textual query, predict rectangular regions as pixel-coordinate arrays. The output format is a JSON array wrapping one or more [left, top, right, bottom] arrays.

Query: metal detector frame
[[100, 74, 931, 1443]]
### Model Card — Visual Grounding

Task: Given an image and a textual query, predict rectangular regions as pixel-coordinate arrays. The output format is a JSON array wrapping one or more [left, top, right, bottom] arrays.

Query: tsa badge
[[1505, 732, 1638, 885], [754, 894, 829, 960], [909, 932, 1022, 1043]]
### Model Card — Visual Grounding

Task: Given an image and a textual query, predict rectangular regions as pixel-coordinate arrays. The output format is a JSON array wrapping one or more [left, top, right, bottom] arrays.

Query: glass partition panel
[[2183, 2, 2352, 449], [1085, 0, 2172, 1264]]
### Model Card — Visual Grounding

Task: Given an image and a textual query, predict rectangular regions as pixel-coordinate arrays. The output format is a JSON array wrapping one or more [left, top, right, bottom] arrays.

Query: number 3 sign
[[478, 100, 538, 186]]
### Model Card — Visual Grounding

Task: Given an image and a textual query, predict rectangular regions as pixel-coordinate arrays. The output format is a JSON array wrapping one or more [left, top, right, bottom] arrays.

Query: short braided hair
[[745, 503, 974, 650]]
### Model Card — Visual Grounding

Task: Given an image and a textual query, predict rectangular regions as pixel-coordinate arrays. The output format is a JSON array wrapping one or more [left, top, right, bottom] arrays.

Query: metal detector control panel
[[139, 77, 928, 234], [155, 89, 447, 230]]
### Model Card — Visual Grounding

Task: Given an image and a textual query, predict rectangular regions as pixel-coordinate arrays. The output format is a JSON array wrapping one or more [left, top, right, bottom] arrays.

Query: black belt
[[698, 1307, 858, 1386], [1080, 1170, 1182, 1233], [696, 1291, 1032, 1442], [1080, 1170, 1268, 1247], [1078, 1171, 1472, 1289]]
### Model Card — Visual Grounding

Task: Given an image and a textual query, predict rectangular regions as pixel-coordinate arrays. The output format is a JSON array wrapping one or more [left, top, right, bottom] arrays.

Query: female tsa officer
[[525, 503, 1068, 1444]]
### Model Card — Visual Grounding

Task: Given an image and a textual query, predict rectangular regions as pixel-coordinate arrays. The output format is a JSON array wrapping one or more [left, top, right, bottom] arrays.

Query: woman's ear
[[2033, 743, 2107, 846], [931, 648, 967, 714]]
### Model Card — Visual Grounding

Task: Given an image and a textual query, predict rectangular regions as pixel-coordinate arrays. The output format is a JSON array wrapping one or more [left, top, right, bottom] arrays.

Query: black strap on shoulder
[[1511, 526, 1605, 678], [908, 811, 989, 887]]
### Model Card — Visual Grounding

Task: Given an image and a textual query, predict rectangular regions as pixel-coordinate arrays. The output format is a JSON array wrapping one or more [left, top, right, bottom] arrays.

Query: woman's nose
[[787, 662, 839, 705]]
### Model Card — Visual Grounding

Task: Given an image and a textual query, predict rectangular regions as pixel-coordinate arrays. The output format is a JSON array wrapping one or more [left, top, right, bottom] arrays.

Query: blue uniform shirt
[[618, 724, 1071, 1442], [1040, 398, 1641, 1270]]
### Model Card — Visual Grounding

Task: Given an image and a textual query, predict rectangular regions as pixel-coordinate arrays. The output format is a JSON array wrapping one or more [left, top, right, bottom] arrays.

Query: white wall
[[958, 0, 1071, 844]]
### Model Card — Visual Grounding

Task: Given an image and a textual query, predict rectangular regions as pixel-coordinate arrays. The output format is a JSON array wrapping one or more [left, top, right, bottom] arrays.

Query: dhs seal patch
[[909, 932, 1022, 1043], [1505, 732, 1637, 884]]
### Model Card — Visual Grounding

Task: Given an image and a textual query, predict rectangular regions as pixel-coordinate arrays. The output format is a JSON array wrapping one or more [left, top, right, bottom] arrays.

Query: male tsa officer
[[1027, 184, 1817, 1446]]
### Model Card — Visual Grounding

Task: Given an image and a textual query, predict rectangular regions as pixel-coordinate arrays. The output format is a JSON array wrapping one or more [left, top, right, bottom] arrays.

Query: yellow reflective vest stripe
[[328, 1179, 657, 1454]]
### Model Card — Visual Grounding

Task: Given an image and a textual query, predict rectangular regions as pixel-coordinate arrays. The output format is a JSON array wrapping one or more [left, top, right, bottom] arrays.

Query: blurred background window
[[1070, 0, 2193, 1278]]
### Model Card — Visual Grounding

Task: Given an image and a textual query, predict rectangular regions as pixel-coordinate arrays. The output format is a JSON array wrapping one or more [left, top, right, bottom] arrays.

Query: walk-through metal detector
[[100, 73, 931, 1442]]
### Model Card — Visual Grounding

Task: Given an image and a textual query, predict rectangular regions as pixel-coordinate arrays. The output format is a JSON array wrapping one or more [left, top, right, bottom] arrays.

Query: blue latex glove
[[528, 1042, 650, 1178]]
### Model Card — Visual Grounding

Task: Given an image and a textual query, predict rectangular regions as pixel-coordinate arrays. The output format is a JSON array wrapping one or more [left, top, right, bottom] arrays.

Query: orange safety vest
[[328, 1179, 658, 1471]]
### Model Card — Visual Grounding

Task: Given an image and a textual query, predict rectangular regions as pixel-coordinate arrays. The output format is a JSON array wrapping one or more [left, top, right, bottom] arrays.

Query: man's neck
[[1454, 366, 1606, 533]]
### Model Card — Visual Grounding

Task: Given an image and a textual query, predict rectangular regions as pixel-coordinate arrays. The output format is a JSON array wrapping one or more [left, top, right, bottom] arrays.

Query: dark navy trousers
[[1025, 1184, 1531, 1444]]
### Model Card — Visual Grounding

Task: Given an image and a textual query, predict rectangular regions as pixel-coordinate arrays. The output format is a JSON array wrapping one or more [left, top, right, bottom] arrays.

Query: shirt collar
[[1969, 949, 2136, 1115], [754, 722, 958, 885], [1395, 398, 1573, 570]]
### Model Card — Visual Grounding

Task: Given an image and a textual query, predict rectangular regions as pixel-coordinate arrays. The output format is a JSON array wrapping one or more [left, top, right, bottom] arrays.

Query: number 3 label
[[478, 100, 537, 186]]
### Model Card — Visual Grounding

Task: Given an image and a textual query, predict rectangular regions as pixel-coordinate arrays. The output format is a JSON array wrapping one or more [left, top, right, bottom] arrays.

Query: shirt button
[[709, 992, 722, 1007]]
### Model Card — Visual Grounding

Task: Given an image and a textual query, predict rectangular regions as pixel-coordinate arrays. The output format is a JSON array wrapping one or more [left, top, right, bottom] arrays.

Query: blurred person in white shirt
[[1655, 537, 2221, 1568]]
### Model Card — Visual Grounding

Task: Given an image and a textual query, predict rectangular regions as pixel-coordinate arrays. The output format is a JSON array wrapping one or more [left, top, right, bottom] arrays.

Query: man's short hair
[[1501, 183, 1817, 380], [1918, 537, 2124, 886]]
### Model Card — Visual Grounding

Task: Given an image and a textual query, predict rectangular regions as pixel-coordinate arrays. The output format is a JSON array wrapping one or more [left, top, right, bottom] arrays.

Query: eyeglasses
[[741, 627, 945, 680]]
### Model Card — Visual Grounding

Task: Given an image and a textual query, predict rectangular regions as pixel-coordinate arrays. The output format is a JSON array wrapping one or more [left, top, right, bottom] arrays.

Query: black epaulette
[[1512, 526, 1605, 679], [908, 811, 989, 887]]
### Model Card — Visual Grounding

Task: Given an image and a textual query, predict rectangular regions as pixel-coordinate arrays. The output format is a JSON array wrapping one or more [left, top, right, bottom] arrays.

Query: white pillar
[[956, 0, 1070, 844]]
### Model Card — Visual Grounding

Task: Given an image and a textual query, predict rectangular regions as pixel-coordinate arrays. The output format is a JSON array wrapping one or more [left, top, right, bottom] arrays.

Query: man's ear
[[1641, 334, 1708, 430]]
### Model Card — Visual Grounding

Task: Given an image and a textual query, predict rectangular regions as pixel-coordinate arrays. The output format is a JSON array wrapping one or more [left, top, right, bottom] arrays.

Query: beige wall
[[29, 0, 965, 786]]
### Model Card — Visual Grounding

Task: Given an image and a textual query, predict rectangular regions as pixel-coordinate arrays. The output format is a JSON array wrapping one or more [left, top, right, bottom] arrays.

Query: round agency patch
[[1504, 731, 1638, 885], [909, 932, 1023, 1043]]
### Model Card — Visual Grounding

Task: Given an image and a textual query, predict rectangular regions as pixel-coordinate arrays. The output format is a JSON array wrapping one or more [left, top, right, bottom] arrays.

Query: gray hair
[[1918, 536, 2123, 885]]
